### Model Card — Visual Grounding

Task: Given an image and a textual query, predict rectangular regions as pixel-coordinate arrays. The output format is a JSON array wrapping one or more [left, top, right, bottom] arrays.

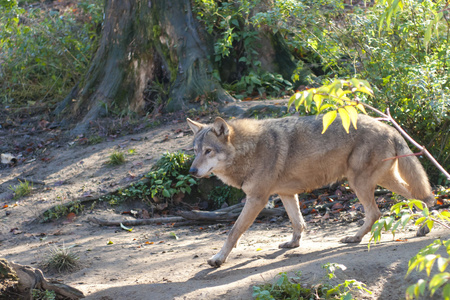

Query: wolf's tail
[[395, 138, 435, 206]]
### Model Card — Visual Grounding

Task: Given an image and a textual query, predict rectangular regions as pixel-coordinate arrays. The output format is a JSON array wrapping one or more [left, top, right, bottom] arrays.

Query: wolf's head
[[186, 117, 234, 178]]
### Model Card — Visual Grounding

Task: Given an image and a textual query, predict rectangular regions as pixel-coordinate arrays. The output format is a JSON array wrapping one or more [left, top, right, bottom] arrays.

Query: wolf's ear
[[187, 118, 204, 135], [212, 117, 230, 137]]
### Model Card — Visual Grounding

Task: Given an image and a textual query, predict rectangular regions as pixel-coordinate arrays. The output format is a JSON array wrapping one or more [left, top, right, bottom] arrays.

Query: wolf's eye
[[205, 149, 212, 155]]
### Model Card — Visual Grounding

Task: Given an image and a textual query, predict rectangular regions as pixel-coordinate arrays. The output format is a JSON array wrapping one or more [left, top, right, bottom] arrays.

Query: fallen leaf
[[170, 232, 179, 240], [145, 241, 154, 245], [2, 204, 8, 209], [120, 223, 133, 232], [256, 248, 263, 251], [67, 212, 76, 221], [395, 238, 408, 242], [107, 240, 114, 245]]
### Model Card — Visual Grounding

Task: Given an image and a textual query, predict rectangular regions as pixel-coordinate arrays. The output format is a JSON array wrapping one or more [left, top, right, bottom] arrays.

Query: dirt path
[[1, 100, 449, 299]]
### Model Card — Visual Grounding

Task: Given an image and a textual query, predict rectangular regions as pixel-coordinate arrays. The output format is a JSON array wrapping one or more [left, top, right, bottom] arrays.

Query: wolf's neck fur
[[213, 119, 264, 190]]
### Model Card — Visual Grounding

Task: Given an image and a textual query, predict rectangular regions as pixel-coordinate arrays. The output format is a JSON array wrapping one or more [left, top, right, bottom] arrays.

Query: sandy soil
[[1, 100, 449, 299]]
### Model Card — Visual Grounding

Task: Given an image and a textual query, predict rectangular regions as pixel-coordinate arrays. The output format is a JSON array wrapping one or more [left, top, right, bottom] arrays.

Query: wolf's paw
[[339, 236, 362, 243], [416, 225, 430, 237], [207, 255, 225, 268], [278, 241, 300, 248]]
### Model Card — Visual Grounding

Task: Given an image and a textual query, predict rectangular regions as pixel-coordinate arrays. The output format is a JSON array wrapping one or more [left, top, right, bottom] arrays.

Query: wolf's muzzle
[[189, 167, 198, 176]]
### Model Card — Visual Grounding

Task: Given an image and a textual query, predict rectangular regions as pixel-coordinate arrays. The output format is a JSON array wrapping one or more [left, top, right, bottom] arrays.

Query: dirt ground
[[1, 100, 449, 299]]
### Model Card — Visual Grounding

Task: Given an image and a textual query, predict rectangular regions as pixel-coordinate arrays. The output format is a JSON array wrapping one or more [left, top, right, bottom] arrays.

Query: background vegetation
[[1, 0, 448, 182]]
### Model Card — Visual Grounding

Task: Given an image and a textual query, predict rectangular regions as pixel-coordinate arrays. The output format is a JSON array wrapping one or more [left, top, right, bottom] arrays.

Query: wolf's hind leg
[[207, 196, 268, 267], [340, 179, 380, 243], [278, 194, 306, 248]]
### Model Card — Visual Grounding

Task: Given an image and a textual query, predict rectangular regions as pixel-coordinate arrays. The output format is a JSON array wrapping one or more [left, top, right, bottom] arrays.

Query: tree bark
[[55, 0, 234, 135]]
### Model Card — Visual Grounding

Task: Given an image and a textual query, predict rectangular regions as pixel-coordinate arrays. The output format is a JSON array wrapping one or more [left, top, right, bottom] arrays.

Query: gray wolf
[[187, 114, 435, 267]]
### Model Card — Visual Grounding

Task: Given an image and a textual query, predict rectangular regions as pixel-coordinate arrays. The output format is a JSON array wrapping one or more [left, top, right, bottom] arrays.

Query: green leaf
[[415, 217, 427, 226], [429, 272, 450, 296], [175, 181, 184, 187], [288, 93, 299, 108], [162, 189, 171, 198], [170, 232, 179, 240], [322, 110, 337, 134]]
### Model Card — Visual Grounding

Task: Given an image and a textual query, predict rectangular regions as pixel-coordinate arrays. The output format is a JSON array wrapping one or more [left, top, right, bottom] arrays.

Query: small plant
[[31, 289, 56, 300], [42, 201, 84, 222], [45, 245, 79, 273], [369, 199, 450, 299], [8, 180, 32, 199], [100, 151, 198, 205], [108, 151, 125, 165], [252, 263, 371, 299], [209, 185, 245, 209]]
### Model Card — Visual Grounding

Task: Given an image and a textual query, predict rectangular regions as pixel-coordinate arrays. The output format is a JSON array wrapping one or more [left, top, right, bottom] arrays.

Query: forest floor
[[0, 99, 449, 299]]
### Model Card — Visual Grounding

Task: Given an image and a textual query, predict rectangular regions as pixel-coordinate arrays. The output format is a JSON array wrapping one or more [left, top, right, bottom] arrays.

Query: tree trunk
[[55, 0, 234, 135]]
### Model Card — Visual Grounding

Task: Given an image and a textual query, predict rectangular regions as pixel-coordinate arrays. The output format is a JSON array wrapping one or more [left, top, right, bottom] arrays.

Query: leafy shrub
[[102, 151, 198, 205], [369, 198, 450, 299], [208, 185, 245, 209], [42, 201, 84, 222], [253, 263, 371, 299], [289, 0, 450, 182], [193, 0, 294, 98], [0, 0, 103, 107]]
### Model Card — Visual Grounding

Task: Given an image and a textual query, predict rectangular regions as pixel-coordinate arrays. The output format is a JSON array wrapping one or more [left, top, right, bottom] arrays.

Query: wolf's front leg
[[278, 194, 306, 248], [207, 196, 268, 267]]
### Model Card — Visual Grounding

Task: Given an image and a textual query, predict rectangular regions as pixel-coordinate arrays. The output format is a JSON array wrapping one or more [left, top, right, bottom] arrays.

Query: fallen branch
[[0, 258, 84, 299], [88, 216, 184, 226], [88, 203, 286, 226]]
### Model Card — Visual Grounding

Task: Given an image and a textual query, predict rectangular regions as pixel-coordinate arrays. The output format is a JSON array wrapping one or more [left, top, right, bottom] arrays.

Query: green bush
[[290, 0, 450, 182], [0, 0, 103, 107], [102, 151, 198, 205]]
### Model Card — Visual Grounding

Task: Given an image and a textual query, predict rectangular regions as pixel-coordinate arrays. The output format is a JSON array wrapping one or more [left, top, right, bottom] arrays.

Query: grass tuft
[[108, 151, 126, 165], [45, 245, 79, 273]]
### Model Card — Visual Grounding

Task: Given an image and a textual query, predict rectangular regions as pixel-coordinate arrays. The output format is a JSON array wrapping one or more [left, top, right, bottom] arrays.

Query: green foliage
[[369, 199, 450, 298], [252, 263, 371, 300], [8, 180, 32, 199], [45, 244, 79, 273], [288, 78, 371, 133], [193, 0, 293, 98], [208, 185, 245, 209], [292, 0, 449, 180], [101, 152, 198, 205], [406, 239, 450, 299], [108, 151, 126, 165], [42, 201, 84, 222], [369, 199, 445, 247], [31, 289, 56, 300], [0, 0, 103, 106]]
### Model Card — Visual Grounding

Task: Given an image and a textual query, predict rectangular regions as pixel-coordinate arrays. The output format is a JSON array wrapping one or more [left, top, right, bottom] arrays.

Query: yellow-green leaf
[[120, 223, 133, 232], [288, 92, 300, 108], [295, 91, 308, 110], [338, 108, 351, 134], [345, 105, 358, 130], [322, 110, 337, 134], [356, 104, 367, 114]]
